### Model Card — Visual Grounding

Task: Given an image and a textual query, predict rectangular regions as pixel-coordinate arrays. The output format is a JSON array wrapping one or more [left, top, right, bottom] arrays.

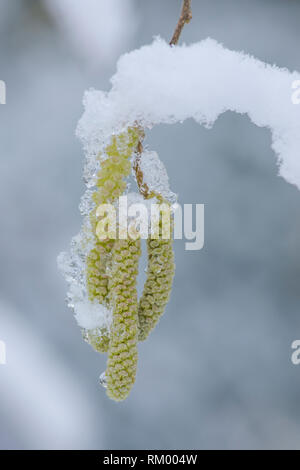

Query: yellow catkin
[[138, 210, 175, 342], [85, 128, 140, 353], [86, 239, 114, 303], [106, 237, 141, 401]]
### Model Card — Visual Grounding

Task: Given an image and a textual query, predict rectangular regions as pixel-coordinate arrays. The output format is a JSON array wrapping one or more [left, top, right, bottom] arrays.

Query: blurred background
[[1, 0, 300, 450]]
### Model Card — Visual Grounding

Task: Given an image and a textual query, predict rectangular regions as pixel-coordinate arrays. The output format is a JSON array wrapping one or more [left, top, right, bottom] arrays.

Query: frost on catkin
[[106, 238, 141, 401], [84, 327, 110, 353]]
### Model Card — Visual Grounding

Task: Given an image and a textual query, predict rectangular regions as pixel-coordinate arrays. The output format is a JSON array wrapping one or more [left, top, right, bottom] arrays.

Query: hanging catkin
[[138, 205, 175, 341], [106, 237, 141, 401], [82, 127, 175, 401], [84, 128, 140, 354]]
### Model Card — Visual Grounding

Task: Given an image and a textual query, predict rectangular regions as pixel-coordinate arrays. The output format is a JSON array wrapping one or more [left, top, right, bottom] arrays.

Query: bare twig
[[170, 0, 192, 46], [134, 0, 192, 197]]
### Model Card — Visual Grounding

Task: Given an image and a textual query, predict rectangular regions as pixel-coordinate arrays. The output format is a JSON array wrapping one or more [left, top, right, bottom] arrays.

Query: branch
[[134, 0, 192, 197], [170, 0, 192, 46]]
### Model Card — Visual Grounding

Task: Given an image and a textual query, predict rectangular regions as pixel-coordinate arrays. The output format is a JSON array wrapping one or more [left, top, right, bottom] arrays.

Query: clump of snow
[[74, 301, 112, 331], [58, 226, 113, 332], [58, 228, 94, 314], [77, 37, 300, 189]]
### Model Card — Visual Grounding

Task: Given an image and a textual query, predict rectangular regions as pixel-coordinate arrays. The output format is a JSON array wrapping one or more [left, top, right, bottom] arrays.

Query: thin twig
[[133, 140, 150, 198], [170, 0, 192, 46], [134, 0, 192, 197]]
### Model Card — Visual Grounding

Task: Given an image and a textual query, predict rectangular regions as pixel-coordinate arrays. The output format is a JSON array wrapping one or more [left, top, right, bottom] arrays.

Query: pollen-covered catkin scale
[[138, 208, 175, 342], [84, 128, 140, 353], [106, 237, 141, 401], [86, 239, 114, 303]]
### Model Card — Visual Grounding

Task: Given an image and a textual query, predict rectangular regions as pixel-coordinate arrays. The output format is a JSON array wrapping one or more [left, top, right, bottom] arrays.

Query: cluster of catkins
[[84, 127, 175, 401]]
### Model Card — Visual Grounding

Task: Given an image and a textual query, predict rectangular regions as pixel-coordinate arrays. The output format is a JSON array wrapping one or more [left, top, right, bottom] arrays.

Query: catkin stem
[[85, 129, 140, 354]]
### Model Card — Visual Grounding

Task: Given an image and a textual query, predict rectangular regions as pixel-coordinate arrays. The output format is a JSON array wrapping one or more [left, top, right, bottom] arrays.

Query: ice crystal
[[139, 150, 177, 204]]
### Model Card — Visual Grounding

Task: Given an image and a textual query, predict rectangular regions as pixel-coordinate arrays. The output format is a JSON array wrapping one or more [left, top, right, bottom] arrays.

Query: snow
[[77, 38, 300, 189], [74, 301, 112, 330]]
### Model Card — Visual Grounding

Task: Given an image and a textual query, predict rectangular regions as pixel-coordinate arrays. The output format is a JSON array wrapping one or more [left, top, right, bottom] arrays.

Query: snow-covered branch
[[78, 38, 300, 189]]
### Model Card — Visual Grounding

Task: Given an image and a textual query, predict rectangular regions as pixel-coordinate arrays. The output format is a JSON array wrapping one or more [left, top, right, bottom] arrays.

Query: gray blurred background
[[1, 0, 300, 450]]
